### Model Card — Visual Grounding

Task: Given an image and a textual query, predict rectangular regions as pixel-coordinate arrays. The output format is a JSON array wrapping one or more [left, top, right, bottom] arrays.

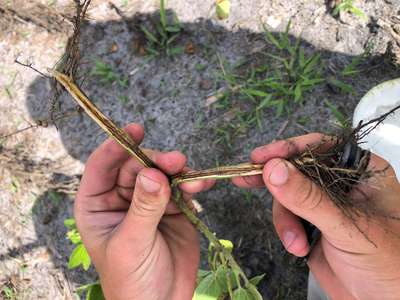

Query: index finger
[[78, 123, 145, 197]]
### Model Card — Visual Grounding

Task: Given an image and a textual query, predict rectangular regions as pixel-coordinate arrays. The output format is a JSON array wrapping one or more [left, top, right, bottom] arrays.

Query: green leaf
[[243, 89, 268, 98], [327, 78, 354, 94], [166, 25, 181, 33], [197, 269, 212, 284], [166, 33, 180, 45], [219, 239, 234, 252], [86, 283, 105, 300], [159, 0, 167, 29], [232, 285, 263, 300], [256, 95, 272, 111], [249, 274, 265, 286], [215, 265, 237, 294], [48, 190, 63, 204], [167, 46, 184, 56], [68, 243, 91, 270], [193, 273, 223, 300], [140, 25, 159, 44], [216, 0, 230, 20], [263, 25, 282, 50], [76, 282, 100, 294], [67, 229, 81, 244], [246, 284, 263, 300], [294, 84, 302, 102], [232, 288, 253, 300], [303, 53, 320, 75], [349, 6, 367, 20], [63, 218, 76, 229]]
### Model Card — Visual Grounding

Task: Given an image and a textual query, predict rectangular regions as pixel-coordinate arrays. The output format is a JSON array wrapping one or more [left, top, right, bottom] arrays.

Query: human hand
[[233, 133, 400, 300], [74, 123, 214, 300]]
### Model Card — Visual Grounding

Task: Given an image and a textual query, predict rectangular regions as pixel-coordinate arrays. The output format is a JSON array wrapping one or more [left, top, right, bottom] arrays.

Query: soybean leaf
[[249, 274, 265, 286], [197, 269, 212, 284], [215, 265, 237, 293], [232, 288, 253, 300], [193, 273, 223, 300], [64, 218, 76, 229], [216, 0, 230, 20], [246, 284, 263, 300], [68, 243, 91, 271], [67, 229, 81, 244], [86, 283, 105, 300]]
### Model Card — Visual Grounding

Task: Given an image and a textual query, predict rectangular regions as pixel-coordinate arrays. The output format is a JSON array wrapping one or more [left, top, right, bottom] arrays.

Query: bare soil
[[1, 0, 399, 299]]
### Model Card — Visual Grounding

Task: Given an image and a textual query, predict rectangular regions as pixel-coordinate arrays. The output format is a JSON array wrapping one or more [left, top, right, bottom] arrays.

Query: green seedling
[[64, 218, 105, 300], [332, 0, 367, 21], [10, 177, 20, 194], [1, 286, 16, 300], [3, 72, 18, 99], [90, 59, 129, 88], [140, 0, 184, 57], [194, 239, 264, 300]]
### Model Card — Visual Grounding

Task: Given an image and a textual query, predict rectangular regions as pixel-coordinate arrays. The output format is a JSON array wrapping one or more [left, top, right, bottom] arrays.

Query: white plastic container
[[353, 78, 400, 182]]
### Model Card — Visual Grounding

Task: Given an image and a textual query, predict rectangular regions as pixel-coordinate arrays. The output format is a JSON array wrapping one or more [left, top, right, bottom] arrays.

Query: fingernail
[[283, 230, 296, 249], [269, 161, 289, 186], [139, 174, 161, 193]]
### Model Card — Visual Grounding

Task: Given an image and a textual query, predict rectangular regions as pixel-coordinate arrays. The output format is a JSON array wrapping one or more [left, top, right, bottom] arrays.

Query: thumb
[[116, 168, 171, 245], [264, 158, 346, 236]]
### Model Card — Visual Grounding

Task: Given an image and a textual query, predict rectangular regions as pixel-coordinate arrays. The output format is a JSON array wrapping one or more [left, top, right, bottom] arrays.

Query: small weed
[[10, 177, 20, 194], [1, 285, 16, 300], [117, 95, 129, 105], [140, 0, 184, 57], [121, 0, 128, 7], [213, 21, 324, 145], [297, 115, 312, 126], [326, 45, 372, 94], [332, 0, 367, 21], [48, 190, 63, 205], [90, 59, 128, 88], [3, 72, 18, 99], [195, 63, 207, 71]]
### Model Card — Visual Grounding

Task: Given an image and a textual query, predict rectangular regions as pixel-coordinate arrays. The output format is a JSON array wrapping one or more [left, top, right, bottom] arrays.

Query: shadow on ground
[[5, 7, 399, 299]]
